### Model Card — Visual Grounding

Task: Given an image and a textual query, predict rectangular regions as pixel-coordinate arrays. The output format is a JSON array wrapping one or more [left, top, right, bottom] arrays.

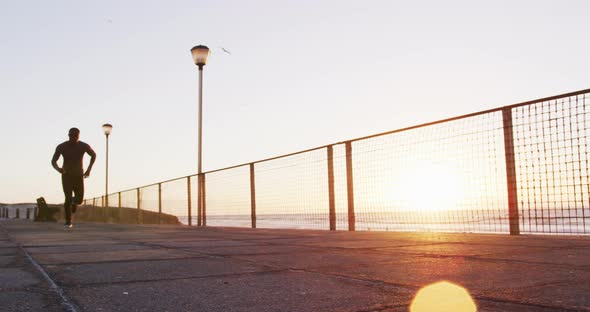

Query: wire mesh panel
[[120, 190, 137, 210], [513, 93, 590, 234], [204, 166, 251, 227], [106, 193, 119, 220], [351, 112, 509, 233], [107, 193, 118, 209], [140, 185, 159, 213], [161, 178, 189, 224], [255, 149, 329, 229]]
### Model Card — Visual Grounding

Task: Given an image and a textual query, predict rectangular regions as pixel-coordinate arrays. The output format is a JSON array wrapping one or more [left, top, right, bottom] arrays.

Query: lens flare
[[410, 281, 476, 312]]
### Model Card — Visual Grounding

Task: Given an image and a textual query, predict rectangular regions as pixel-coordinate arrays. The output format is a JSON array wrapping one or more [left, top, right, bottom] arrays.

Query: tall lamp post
[[191, 45, 210, 227], [102, 123, 113, 209]]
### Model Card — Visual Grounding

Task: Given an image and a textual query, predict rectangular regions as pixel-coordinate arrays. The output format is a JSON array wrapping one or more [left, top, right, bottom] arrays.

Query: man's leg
[[62, 175, 73, 225], [72, 175, 84, 214]]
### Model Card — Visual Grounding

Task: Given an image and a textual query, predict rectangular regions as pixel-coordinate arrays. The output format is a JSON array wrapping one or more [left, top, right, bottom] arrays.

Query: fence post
[[101, 196, 106, 222], [327, 145, 336, 230], [137, 188, 141, 224], [250, 163, 256, 228], [202, 174, 207, 226], [197, 175, 202, 227], [107, 195, 111, 222], [158, 183, 162, 224], [187, 177, 192, 226], [117, 192, 122, 223], [345, 141, 356, 231], [502, 108, 520, 235]]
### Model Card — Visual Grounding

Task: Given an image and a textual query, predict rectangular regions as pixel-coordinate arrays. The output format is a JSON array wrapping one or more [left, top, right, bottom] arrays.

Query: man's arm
[[84, 144, 97, 177], [51, 146, 64, 174]]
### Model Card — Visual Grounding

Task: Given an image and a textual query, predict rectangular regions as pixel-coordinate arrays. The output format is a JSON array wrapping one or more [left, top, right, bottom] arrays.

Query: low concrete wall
[[45, 204, 181, 225]]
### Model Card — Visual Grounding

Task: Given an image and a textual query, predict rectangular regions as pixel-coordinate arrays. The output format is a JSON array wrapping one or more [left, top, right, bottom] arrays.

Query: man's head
[[68, 128, 80, 143]]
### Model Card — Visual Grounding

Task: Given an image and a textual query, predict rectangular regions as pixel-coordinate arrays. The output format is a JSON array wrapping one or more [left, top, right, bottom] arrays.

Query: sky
[[1, 0, 589, 204]]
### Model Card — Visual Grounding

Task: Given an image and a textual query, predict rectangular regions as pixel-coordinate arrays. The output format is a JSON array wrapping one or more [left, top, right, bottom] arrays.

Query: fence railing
[[0, 206, 36, 220], [84, 88, 590, 235]]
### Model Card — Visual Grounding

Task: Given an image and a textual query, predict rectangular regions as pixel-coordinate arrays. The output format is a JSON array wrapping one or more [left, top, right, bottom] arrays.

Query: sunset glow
[[390, 162, 465, 212]]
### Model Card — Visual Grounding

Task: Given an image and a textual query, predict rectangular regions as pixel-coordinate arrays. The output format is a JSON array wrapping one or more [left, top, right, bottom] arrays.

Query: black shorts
[[62, 174, 84, 205]]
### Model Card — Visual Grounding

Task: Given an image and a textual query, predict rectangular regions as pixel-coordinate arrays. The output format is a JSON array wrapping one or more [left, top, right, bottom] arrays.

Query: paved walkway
[[1, 219, 589, 311]]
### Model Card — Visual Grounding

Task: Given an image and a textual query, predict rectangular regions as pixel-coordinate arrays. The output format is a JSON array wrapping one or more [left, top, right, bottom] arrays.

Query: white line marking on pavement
[[22, 248, 80, 312]]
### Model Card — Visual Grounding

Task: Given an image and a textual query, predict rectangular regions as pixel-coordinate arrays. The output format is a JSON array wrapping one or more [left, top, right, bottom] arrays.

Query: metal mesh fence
[[140, 184, 159, 213], [204, 166, 251, 227], [254, 149, 329, 229], [86, 89, 590, 235], [107, 193, 118, 209], [120, 189, 137, 210], [513, 93, 590, 234], [352, 112, 509, 233], [161, 178, 189, 224], [106, 193, 118, 220]]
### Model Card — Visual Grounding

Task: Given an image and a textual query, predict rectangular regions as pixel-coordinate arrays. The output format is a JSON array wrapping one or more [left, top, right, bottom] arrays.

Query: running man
[[51, 128, 96, 227]]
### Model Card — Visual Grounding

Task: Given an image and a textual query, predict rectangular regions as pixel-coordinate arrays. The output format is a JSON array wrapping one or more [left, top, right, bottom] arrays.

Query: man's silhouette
[[51, 128, 96, 228]]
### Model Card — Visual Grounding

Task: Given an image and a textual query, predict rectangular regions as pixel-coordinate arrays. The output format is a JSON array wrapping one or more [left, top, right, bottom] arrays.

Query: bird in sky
[[219, 47, 231, 55]]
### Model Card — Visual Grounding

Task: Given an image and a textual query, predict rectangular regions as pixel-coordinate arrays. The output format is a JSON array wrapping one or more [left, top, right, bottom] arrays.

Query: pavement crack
[[67, 268, 288, 288], [474, 296, 584, 312], [38, 254, 208, 266]]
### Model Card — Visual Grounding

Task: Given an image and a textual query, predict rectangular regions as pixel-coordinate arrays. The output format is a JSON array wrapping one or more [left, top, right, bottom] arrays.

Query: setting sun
[[390, 162, 465, 212]]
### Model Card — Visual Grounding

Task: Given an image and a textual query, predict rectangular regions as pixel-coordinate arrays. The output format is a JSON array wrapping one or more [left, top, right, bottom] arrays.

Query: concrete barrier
[[71, 205, 181, 225]]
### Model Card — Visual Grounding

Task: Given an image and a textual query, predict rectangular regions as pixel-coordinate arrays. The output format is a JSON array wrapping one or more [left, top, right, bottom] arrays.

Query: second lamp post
[[191, 45, 210, 227], [102, 123, 113, 209]]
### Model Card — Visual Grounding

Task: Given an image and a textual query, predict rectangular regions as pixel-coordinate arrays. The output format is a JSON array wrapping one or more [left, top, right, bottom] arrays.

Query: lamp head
[[102, 123, 113, 136], [191, 45, 210, 68]]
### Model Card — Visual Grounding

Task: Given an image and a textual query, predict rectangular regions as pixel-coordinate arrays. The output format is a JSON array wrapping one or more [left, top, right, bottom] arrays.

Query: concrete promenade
[[1, 219, 589, 311]]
